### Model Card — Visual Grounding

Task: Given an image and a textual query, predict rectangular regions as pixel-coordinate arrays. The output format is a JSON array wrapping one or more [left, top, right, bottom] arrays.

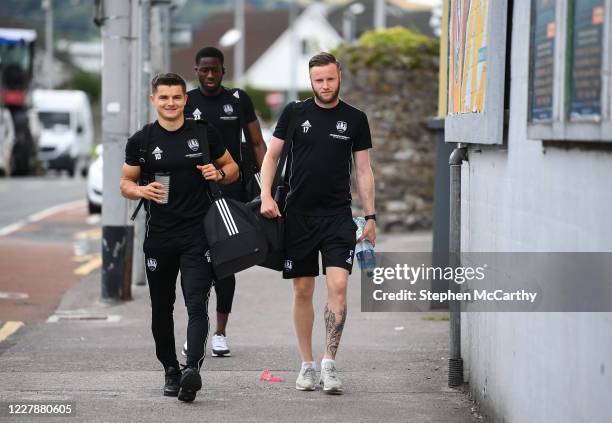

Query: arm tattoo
[[324, 304, 347, 359]]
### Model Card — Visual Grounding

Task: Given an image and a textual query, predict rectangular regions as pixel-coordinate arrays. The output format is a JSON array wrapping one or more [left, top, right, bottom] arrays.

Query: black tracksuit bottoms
[[143, 231, 214, 370]]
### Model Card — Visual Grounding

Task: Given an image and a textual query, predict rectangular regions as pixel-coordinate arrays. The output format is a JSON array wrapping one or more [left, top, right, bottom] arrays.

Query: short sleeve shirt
[[273, 98, 372, 216], [125, 119, 226, 238], [184, 87, 257, 166]]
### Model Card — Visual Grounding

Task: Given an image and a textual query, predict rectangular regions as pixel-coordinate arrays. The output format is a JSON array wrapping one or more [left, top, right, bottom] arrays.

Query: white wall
[[245, 3, 342, 91], [460, 1, 612, 422]]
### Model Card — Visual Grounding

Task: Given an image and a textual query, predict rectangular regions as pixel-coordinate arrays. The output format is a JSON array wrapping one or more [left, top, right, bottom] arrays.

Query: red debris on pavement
[[259, 370, 283, 382]]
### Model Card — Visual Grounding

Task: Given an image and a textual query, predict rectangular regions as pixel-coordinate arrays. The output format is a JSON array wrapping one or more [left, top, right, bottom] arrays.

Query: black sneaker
[[163, 366, 181, 397], [178, 366, 202, 402]]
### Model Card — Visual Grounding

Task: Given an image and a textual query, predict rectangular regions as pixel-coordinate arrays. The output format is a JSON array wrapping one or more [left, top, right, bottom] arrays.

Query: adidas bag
[[204, 195, 268, 280]]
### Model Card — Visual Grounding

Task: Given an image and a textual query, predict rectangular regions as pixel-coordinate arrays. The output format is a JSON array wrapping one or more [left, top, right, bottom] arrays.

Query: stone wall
[[340, 58, 439, 231]]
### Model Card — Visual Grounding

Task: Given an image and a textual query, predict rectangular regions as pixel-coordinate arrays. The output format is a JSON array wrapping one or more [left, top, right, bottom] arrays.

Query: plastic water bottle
[[354, 217, 376, 277]]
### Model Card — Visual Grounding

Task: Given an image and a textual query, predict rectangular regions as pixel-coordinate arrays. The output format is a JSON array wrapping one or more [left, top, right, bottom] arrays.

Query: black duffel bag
[[246, 186, 287, 271], [204, 192, 268, 279], [196, 119, 267, 279], [246, 101, 303, 271]]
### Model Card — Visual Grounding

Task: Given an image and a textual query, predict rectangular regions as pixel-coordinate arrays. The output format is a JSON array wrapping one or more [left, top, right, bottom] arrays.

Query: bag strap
[[271, 100, 304, 192], [192, 119, 224, 200], [130, 123, 155, 221], [231, 89, 258, 171]]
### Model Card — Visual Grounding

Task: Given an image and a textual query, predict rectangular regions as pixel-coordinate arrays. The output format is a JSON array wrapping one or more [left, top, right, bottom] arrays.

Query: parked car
[[87, 144, 102, 214], [34, 89, 93, 177]]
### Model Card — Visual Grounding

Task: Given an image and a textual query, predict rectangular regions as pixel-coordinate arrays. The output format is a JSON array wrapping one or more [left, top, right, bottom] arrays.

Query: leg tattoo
[[324, 304, 347, 359]]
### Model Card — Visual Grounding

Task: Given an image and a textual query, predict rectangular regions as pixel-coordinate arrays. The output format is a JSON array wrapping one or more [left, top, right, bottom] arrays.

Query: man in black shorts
[[120, 73, 238, 402], [260, 52, 376, 394], [182, 46, 267, 358]]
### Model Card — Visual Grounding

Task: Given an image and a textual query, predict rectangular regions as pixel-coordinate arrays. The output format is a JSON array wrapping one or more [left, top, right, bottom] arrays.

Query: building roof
[[171, 9, 290, 82], [327, 0, 435, 39]]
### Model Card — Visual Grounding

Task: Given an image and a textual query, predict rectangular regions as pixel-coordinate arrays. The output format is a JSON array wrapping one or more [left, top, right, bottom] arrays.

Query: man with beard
[[182, 47, 267, 358], [259, 52, 376, 394]]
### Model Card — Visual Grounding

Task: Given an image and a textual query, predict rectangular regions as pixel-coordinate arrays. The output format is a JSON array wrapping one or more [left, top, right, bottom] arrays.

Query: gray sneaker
[[295, 367, 317, 391], [319, 362, 343, 394]]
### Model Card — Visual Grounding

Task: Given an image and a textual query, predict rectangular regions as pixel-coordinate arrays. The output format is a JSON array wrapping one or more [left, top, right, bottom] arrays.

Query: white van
[[33, 89, 93, 177]]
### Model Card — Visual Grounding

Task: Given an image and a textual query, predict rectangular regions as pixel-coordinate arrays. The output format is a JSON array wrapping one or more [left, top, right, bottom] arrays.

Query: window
[[527, 0, 612, 142]]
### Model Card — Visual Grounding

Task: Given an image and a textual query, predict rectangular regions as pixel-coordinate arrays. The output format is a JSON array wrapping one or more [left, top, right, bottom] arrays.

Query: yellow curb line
[[74, 254, 102, 276], [0, 321, 24, 342], [73, 228, 102, 241]]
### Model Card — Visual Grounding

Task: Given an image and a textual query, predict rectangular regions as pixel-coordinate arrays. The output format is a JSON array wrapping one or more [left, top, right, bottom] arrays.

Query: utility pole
[[151, 0, 172, 74], [234, 0, 245, 88], [287, 0, 298, 102], [100, 0, 134, 302], [41, 0, 54, 88], [374, 0, 386, 30], [129, 0, 152, 287]]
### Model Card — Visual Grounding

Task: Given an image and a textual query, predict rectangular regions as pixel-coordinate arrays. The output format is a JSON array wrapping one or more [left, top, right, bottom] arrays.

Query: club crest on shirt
[[152, 146, 163, 160], [146, 258, 157, 271], [301, 120, 312, 133], [223, 104, 234, 115], [187, 138, 199, 151], [336, 121, 347, 133], [192, 108, 202, 120]]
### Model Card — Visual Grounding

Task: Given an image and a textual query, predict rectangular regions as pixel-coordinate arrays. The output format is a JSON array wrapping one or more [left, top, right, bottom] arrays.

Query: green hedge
[[334, 26, 439, 73], [65, 71, 101, 103]]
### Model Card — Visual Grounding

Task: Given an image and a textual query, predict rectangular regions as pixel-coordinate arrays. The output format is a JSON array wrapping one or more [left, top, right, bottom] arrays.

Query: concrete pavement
[[0, 232, 479, 423]]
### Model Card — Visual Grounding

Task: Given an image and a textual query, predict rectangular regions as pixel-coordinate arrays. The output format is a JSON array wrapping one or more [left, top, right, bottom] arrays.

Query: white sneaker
[[319, 362, 343, 394], [211, 334, 231, 357], [295, 367, 317, 391]]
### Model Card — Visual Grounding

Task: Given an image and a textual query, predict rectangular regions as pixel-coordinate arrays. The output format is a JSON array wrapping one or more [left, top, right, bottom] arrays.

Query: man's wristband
[[364, 214, 376, 221], [217, 167, 226, 181]]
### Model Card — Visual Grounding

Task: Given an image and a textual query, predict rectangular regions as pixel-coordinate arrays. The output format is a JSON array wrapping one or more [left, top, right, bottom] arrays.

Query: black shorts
[[283, 211, 357, 279]]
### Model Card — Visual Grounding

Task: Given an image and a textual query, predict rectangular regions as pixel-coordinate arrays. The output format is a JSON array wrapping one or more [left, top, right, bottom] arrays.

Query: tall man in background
[[183, 46, 267, 358], [260, 52, 376, 394]]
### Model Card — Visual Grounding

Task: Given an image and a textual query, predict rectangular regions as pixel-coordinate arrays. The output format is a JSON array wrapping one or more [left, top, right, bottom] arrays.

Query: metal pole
[[42, 0, 54, 88], [448, 144, 467, 387], [130, 0, 152, 287], [100, 0, 134, 302], [342, 10, 352, 41], [287, 0, 298, 102], [150, 1, 171, 75], [160, 2, 171, 70], [140, 1, 152, 127], [374, 0, 386, 30], [234, 0, 245, 88]]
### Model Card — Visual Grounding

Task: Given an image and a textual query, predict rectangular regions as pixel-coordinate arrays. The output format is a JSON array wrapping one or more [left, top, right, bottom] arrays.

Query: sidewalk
[[0, 232, 478, 423]]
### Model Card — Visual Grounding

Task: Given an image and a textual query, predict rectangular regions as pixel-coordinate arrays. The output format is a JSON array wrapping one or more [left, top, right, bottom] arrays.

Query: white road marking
[[0, 292, 29, 300], [0, 200, 85, 237], [47, 314, 121, 323]]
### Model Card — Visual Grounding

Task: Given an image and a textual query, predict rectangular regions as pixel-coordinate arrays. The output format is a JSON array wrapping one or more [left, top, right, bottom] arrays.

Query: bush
[[67, 71, 101, 103], [335, 26, 439, 73]]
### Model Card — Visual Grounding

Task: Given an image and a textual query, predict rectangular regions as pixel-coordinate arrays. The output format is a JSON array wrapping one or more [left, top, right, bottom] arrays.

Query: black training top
[[125, 119, 226, 238], [184, 87, 257, 166], [273, 98, 372, 216]]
